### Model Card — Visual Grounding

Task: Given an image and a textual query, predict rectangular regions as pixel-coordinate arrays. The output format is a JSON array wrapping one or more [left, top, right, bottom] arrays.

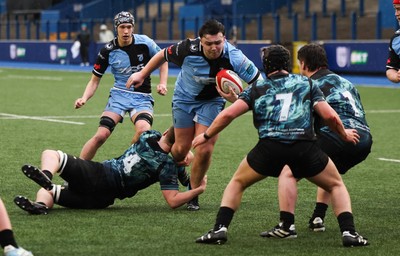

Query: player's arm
[[126, 49, 166, 89], [74, 74, 101, 109], [386, 68, 400, 83], [192, 99, 249, 148], [156, 61, 168, 96], [313, 101, 359, 144], [162, 176, 207, 209]]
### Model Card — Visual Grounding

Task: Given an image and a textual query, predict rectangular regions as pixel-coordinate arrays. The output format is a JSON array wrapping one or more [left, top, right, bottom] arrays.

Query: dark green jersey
[[239, 73, 325, 141], [102, 130, 188, 199], [311, 69, 370, 133]]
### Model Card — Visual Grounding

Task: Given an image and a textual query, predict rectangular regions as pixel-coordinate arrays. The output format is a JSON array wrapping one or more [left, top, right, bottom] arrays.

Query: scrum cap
[[261, 45, 291, 74], [394, 0, 400, 4], [114, 11, 135, 30]]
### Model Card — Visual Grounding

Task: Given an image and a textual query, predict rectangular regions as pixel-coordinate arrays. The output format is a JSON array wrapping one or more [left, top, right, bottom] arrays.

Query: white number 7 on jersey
[[276, 93, 293, 121]]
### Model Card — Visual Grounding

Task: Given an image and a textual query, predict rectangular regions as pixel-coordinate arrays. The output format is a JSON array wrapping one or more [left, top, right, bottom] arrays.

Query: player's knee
[[42, 149, 59, 161], [99, 116, 116, 132], [172, 144, 190, 161], [134, 112, 153, 126], [194, 143, 214, 158]]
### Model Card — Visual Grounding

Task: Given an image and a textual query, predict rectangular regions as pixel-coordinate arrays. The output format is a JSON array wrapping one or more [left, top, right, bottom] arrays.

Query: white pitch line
[[0, 113, 84, 125], [4, 74, 63, 81], [0, 113, 173, 120], [366, 109, 400, 113], [378, 158, 400, 163]]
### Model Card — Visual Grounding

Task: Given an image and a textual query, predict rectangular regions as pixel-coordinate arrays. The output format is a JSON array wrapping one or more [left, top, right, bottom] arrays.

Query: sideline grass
[[0, 68, 399, 255]]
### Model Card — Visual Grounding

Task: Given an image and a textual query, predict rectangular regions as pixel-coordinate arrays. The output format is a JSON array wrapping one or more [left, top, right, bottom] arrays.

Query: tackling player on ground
[[14, 127, 206, 214]]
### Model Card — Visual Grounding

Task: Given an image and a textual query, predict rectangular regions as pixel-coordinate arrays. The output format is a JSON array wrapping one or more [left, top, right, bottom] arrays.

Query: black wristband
[[203, 132, 211, 140]]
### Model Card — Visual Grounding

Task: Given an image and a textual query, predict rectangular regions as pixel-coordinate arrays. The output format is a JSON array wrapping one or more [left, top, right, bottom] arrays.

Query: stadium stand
[[0, 0, 396, 42]]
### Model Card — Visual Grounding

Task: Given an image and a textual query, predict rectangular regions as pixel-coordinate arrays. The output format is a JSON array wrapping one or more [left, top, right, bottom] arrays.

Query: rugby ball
[[216, 69, 243, 94]]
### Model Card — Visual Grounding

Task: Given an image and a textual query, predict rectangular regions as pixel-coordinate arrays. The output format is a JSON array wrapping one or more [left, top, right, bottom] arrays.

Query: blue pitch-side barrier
[[0, 39, 391, 76]]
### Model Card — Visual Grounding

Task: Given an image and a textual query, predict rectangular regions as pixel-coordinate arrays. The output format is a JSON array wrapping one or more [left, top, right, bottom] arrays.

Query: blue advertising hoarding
[[323, 41, 388, 74], [0, 41, 98, 65], [0, 40, 389, 75]]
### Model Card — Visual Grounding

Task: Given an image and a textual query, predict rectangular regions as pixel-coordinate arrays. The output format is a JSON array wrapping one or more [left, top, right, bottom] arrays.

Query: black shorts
[[56, 152, 118, 209], [247, 139, 329, 179], [317, 128, 372, 174]]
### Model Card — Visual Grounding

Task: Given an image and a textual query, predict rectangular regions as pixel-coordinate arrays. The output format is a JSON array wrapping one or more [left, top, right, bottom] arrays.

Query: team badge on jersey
[[190, 44, 198, 52], [105, 42, 114, 50], [137, 54, 144, 62]]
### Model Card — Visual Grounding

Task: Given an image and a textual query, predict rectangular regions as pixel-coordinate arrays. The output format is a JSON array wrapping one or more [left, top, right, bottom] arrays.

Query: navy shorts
[[247, 139, 329, 179], [317, 128, 372, 174]]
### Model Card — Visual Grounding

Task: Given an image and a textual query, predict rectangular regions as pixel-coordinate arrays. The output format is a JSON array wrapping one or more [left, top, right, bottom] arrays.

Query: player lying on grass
[[193, 45, 369, 247], [14, 127, 206, 215]]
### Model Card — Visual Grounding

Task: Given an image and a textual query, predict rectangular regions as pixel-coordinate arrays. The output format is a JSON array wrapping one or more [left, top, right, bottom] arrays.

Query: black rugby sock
[[0, 229, 18, 248], [337, 211, 356, 234], [280, 211, 295, 230], [214, 206, 235, 230], [312, 202, 328, 220]]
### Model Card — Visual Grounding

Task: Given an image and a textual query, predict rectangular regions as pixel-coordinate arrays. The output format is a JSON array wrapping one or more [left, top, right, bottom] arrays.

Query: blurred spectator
[[229, 25, 238, 47], [76, 23, 91, 66], [99, 24, 114, 43]]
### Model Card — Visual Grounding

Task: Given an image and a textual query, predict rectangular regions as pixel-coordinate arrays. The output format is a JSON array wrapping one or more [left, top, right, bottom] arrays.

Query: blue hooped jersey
[[164, 38, 260, 101], [92, 34, 162, 93], [387, 29, 400, 71], [311, 69, 370, 133], [239, 73, 325, 141], [102, 130, 187, 199]]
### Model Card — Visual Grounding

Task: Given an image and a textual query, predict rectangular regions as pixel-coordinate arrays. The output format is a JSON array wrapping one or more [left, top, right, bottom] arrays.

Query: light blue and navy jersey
[[387, 29, 400, 71], [311, 69, 370, 133], [92, 34, 162, 93], [164, 38, 260, 101], [239, 73, 325, 141], [102, 130, 187, 199]]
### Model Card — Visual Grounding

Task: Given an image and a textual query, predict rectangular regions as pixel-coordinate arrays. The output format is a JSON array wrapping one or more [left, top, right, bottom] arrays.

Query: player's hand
[[176, 151, 194, 166], [216, 85, 238, 103], [343, 129, 360, 144], [126, 72, 144, 89], [74, 98, 86, 109], [157, 83, 168, 96], [396, 70, 400, 82], [192, 133, 208, 149], [199, 175, 207, 193]]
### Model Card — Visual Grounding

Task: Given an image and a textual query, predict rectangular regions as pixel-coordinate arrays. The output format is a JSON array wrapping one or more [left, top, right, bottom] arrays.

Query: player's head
[[162, 126, 175, 146], [261, 44, 291, 75], [297, 43, 328, 74], [199, 19, 226, 60], [114, 11, 135, 44], [114, 11, 135, 31], [393, 0, 400, 23], [199, 19, 225, 37]]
